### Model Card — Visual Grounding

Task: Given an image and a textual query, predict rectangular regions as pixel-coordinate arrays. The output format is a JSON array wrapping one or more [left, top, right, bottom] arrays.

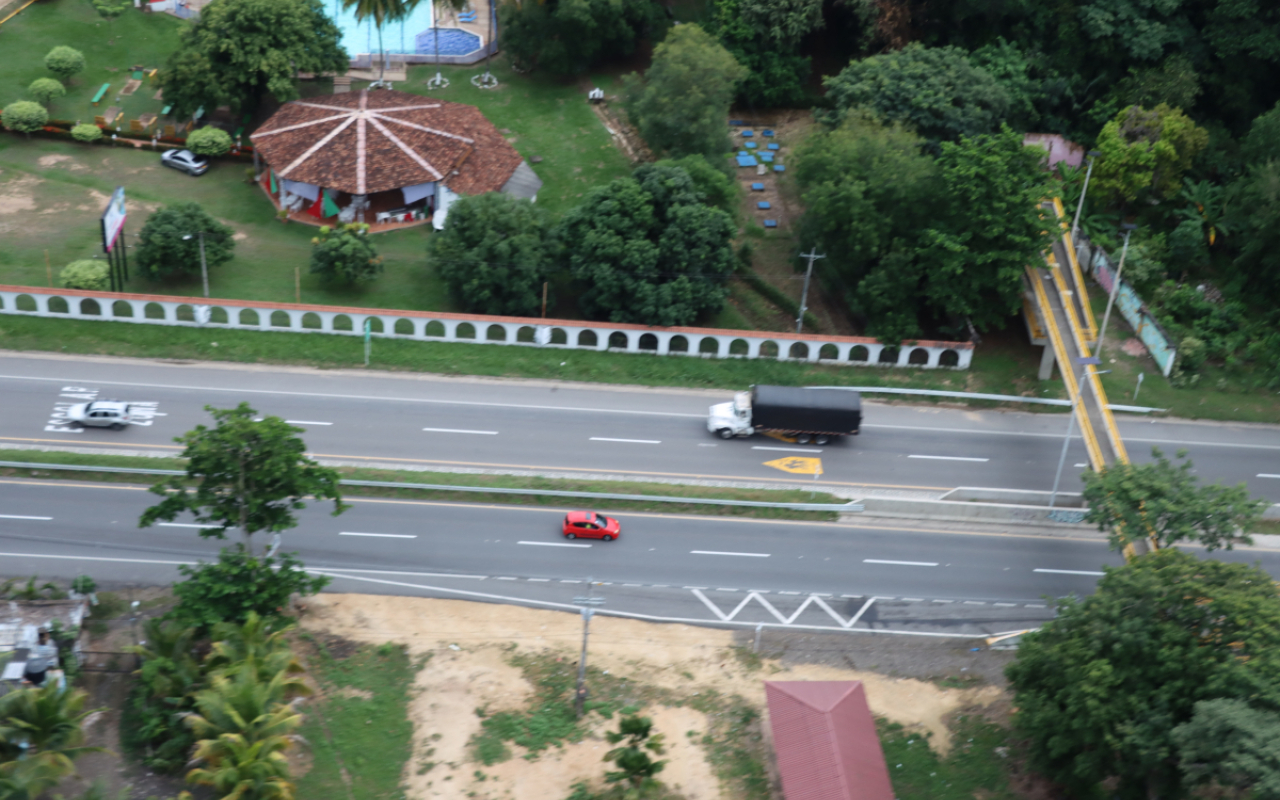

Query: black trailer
[[750, 386, 861, 442]]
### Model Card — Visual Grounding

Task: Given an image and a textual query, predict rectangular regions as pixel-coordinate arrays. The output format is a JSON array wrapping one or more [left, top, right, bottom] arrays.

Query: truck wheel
[[716, 428, 734, 440], [815, 435, 830, 445], [111, 423, 125, 431], [796, 434, 812, 444]]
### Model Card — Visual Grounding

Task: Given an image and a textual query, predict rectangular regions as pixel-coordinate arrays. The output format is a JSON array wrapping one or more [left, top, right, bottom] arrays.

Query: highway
[[2, 352, 1279, 501], [3, 476, 1279, 637]]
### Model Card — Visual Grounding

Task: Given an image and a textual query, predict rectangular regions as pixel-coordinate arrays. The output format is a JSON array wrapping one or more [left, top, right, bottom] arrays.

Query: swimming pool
[[327, 0, 484, 56]]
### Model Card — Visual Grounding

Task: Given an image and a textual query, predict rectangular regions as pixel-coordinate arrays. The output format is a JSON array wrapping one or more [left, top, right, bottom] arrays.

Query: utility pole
[[795, 249, 825, 334], [572, 579, 605, 718], [1095, 223, 1138, 360], [182, 231, 210, 298]]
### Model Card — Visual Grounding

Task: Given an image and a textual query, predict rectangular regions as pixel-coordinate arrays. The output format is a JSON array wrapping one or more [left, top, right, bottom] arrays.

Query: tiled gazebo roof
[[250, 89, 526, 196]]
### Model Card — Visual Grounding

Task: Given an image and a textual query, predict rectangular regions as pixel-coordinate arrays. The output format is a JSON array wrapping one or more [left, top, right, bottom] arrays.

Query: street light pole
[[183, 231, 210, 298], [795, 249, 825, 334], [1095, 223, 1138, 360], [1070, 150, 1102, 246]]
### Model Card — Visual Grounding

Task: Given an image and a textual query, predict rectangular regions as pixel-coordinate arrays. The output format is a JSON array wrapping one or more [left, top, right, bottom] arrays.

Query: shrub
[[71, 123, 104, 143], [60, 260, 111, 291], [2, 101, 48, 135], [135, 202, 235, 280], [44, 46, 86, 81], [185, 125, 233, 157], [29, 77, 66, 106], [310, 223, 382, 284]]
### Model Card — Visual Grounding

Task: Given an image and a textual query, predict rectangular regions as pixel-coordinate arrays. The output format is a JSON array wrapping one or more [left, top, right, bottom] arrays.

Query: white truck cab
[[707, 391, 754, 439]]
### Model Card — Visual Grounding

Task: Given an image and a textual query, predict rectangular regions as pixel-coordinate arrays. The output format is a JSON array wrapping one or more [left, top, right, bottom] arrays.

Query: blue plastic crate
[[750, 182, 765, 191], [773, 164, 786, 172], [762, 129, 774, 137], [741, 130, 754, 137], [767, 143, 780, 150], [757, 201, 771, 209], [761, 153, 774, 163], [764, 219, 778, 227]]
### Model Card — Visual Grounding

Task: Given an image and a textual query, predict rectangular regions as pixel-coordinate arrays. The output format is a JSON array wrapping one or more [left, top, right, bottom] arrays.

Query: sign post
[[100, 187, 128, 292]]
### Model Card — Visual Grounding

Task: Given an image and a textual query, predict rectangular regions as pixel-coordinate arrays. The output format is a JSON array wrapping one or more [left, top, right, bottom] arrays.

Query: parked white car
[[161, 148, 209, 176], [66, 401, 134, 430]]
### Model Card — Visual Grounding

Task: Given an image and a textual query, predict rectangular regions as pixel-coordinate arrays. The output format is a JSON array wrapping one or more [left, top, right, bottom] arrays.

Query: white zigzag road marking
[[691, 590, 881, 629]]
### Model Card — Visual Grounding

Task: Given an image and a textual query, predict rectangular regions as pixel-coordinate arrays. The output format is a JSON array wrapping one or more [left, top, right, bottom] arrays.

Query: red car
[[562, 511, 621, 541]]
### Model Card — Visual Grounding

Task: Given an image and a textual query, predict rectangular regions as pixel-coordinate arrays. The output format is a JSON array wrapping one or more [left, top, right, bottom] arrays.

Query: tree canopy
[[557, 164, 736, 326], [310, 222, 383, 284], [428, 192, 553, 317], [1006, 548, 1280, 798], [823, 43, 1011, 145], [43, 46, 85, 82], [140, 403, 348, 552], [186, 125, 233, 157], [171, 546, 330, 631], [1172, 699, 1280, 798], [135, 202, 235, 281], [1093, 104, 1210, 204], [1081, 447, 1266, 551], [159, 0, 348, 117], [498, 0, 661, 75], [622, 24, 747, 160], [1, 101, 47, 135]]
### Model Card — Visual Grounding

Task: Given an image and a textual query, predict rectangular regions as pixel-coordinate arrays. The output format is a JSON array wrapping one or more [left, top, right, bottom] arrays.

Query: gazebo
[[250, 88, 542, 231]]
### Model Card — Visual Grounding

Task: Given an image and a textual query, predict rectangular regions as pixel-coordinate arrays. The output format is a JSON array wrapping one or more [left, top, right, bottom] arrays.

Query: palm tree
[[342, 0, 421, 87], [206, 613, 307, 693], [126, 618, 204, 704], [0, 752, 78, 800], [428, 0, 469, 89], [0, 684, 103, 761], [184, 669, 305, 800]]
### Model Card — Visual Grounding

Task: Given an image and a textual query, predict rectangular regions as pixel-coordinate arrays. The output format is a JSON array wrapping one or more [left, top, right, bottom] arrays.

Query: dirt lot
[[301, 593, 1014, 800]]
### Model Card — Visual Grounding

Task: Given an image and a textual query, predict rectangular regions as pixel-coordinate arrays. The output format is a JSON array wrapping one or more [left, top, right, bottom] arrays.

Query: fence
[[1081, 242, 1178, 376], [0, 285, 975, 369]]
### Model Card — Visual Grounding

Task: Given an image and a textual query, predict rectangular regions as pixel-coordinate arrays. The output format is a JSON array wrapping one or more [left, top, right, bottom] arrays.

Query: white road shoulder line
[[751, 446, 823, 453], [1034, 568, 1104, 576], [908, 455, 989, 462], [1259, 473, 1280, 479], [0, 514, 53, 520], [863, 558, 939, 567], [285, 420, 333, 426], [519, 540, 592, 548], [690, 550, 770, 558], [590, 437, 662, 444], [423, 427, 499, 435], [340, 531, 417, 539], [158, 522, 217, 529]]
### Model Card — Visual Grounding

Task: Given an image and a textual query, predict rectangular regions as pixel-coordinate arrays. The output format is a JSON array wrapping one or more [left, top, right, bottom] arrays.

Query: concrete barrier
[[856, 496, 1090, 526]]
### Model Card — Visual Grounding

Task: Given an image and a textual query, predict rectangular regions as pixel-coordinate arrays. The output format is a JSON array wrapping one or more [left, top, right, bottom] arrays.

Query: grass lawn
[[295, 636, 422, 800]]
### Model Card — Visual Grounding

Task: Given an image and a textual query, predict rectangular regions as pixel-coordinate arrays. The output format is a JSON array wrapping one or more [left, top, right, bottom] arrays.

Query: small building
[[250, 88, 542, 232], [1024, 133, 1085, 170], [0, 599, 89, 687], [764, 681, 895, 800]]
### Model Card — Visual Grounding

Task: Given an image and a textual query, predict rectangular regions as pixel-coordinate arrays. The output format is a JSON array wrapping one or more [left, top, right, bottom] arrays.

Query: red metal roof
[[765, 681, 895, 800]]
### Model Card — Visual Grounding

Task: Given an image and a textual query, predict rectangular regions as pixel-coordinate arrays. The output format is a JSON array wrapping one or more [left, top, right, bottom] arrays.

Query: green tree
[[1173, 699, 1280, 798], [1242, 102, 1280, 166], [139, 403, 348, 552], [44, 46, 85, 82], [186, 126, 233, 157], [90, 0, 128, 20], [71, 123, 103, 143], [122, 619, 204, 773], [59, 260, 111, 291], [603, 714, 667, 789], [654, 154, 740, 217], [1006, 549, 1280, 799], [498, 0, 659, 75], [1111, 53, 1202, 112], [206, 613, 307, 688], [1093, 104, 1209, 205], [309, 222, 382, 284], [739, 0, 822, 47], [710, 0, 812, 107], [913, 126, 1053, 334], [1082, 447, 1265, 551], [622, 24, 747, 159], [969, 38, 1043, 131], [0, 684, 103, 763], [135, 202, 235, 281], [2, 101, 48, 137], [28, 78, 65, 107], [1228, 159, 1280, 305], [171, 548, 330, 632], [557, 164, 736, 326], [823, 44, 1010, 145], [427, 192, 552, 317], [159, 0, 348, 118], [341, 0, 418, 85], [0, 754, 78, 800]]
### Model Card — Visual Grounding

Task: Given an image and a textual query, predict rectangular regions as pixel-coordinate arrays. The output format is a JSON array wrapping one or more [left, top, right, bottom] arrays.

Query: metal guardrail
[[809, 385, 1165, 413], [0, 461, 864, 513]]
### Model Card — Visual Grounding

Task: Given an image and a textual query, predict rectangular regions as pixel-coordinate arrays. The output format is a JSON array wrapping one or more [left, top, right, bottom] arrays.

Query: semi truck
[[706, 385, 861, 444]]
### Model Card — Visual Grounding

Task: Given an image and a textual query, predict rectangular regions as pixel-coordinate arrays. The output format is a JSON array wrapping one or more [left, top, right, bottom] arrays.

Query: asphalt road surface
[[3, 477, 1278, 637], [1, 353, 1279, 502]]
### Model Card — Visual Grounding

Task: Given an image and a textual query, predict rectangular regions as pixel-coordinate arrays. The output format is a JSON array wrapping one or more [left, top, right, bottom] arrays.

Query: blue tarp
[[761, 153, 774, 163], [773, 164, 785, 172], [767, 143, 780, 150], [757, 201, 771, 209], [736, 154, 758, 167], [764, 219, 778, 227], [750, 182, 765, 191], [745, 141, 757, 149], [762, 129, 774, 136], [741, 130, 754, 137]]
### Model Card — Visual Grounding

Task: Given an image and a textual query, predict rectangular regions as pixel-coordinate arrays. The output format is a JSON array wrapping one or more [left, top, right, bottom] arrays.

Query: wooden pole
[[541, 281, 548, 318], [45, 250, 51, 287]]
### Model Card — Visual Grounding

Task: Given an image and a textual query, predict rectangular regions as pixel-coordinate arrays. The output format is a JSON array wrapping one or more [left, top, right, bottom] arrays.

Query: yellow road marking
[[763, 456, 823, 475]]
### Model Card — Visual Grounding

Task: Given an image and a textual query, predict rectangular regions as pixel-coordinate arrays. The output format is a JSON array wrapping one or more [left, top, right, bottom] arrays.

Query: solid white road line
[[158, 523, 216, 528], [316, 567, 485, 579], [908, 455, 989, 462], [590, 437, 661, 444], [340, 531, 417, 539], [1034, 568, 1105, 576], [285, 420, 333, 425], [863, 559, 939, 567], [690, 550, 770, 558], [751, 446, 823, 453], [1259, 473, 1280, 479], [519, 540, 592, 548], [1075, 463, 1088, 468], [423, 427, 499, 435], [0, 514, 53, 520]]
